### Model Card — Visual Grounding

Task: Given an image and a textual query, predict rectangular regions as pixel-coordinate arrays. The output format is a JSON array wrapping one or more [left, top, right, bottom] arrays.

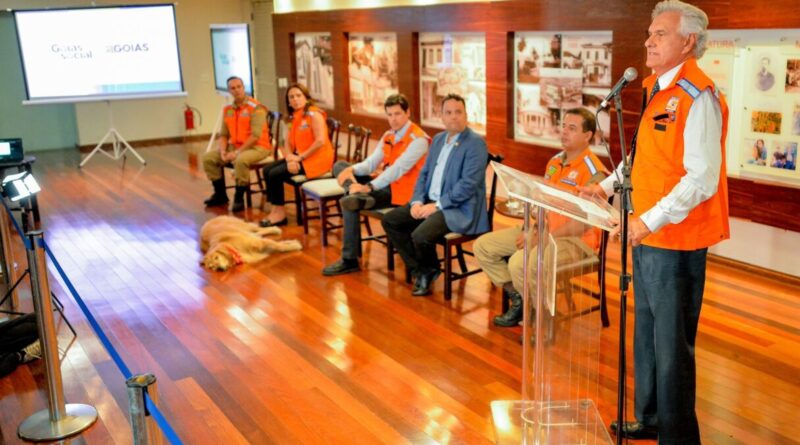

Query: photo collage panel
[[513, 31, 613, 149]]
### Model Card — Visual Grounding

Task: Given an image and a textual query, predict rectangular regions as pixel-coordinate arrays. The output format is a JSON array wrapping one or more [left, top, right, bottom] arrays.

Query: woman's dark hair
[[285, 83, 314, 116]]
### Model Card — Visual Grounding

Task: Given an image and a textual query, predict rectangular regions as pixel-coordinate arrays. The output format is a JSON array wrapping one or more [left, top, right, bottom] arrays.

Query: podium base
[[491, 399, 612, 445], [18, 403, 98, 442]]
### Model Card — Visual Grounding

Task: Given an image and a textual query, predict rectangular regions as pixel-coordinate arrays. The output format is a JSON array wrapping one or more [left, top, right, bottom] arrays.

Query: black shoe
[[340, 193, 376, 212], [493, 288, 523, 327], [231, 186, 247, 212], [412, 269, 441, 296], [259, 217, 288, 227], [322, 259, 361, 276], [204, 194, 229, 207], [610, 421, 658, 440], [230, 201, 245, 212], [204, 179, 228, 206]]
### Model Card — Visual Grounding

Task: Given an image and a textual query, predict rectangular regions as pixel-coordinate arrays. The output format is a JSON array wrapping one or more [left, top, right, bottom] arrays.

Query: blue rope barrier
[[42, 239, 184, 444], [1, 198, 31, 249], [145, 396, 185, 445], [42, 239, 133, 379]]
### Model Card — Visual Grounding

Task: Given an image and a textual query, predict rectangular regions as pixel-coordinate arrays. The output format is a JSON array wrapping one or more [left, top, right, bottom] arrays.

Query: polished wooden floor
[[0, 143, 798, 444]]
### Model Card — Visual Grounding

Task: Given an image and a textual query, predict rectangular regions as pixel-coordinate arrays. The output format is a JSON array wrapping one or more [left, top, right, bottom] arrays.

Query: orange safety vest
[[633, 58, 730, 250], [380, 123, 430, 205], [543, 148, 607, 250], [289, 106, 334, 179], [223, 99, 271, 150]]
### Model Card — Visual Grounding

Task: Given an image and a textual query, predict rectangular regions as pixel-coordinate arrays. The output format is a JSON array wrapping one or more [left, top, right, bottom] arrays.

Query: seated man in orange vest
[[203, 76, 272, 213], [474, 108, 607, 327], [322, 94, 430, 276]]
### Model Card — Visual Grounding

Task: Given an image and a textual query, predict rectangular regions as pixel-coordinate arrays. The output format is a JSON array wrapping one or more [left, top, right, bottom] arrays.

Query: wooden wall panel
[[272, 0, 800, 232]]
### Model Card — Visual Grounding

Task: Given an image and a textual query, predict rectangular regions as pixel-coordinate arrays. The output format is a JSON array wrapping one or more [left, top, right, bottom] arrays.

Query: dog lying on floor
[[200, 215, 303, 271]]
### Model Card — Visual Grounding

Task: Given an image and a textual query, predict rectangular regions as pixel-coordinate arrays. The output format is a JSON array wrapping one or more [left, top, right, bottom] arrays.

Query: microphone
[[600, 67, 638, 109]]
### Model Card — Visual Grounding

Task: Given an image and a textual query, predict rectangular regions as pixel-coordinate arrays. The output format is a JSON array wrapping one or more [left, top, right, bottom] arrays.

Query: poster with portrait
[[419, 33, 486, 134], [768, 140, 797, 171], [513, 31, 612, 150], [295, 33, 334, 109], [786, 59, 800, 93], [749, 47, 783, 95], [348, 33, 398, 116], [792, 103, 800, 136]]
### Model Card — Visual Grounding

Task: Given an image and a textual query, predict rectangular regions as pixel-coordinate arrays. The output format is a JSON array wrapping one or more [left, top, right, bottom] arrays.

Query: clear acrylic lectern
[[489, 161, 616, 445]]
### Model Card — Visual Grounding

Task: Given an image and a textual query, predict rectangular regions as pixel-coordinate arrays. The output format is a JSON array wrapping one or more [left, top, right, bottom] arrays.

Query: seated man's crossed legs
[[322, 161, 394, 276]]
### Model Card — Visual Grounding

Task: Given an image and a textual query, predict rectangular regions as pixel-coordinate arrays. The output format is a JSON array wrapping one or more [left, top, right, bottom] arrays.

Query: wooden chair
[[301, 124, 371, 245], [500, 197, 612, 329], [223, 110, 281, 209], [437, 152, 504, 300], [554, 197, 613, 328], [284, 117, 341, 224]]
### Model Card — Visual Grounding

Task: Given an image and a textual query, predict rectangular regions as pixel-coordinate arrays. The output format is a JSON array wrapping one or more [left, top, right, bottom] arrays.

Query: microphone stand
[[613, 92, 633, 445]]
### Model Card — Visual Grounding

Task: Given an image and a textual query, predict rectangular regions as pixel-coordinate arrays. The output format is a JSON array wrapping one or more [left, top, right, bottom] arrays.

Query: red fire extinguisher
[[184, 104, 202, 130]]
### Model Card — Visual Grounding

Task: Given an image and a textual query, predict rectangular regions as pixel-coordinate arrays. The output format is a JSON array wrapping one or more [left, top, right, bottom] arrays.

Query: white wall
[[710, 218, 800, 277], [0, 0, 259, 146], [274, 0, 509, 13]]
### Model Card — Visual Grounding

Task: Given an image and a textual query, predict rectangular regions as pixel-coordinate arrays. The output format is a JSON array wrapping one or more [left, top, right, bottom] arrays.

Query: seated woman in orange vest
[[260, 84, 334, 227]]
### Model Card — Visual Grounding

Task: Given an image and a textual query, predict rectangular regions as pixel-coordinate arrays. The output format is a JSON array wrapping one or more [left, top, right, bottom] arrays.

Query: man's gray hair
[[652, 0, 709, 59]]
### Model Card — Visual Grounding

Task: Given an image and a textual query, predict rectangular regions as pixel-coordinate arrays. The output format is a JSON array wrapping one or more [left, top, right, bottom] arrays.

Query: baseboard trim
[[78, 134, 212, 153], [708, 253, 800, 286]]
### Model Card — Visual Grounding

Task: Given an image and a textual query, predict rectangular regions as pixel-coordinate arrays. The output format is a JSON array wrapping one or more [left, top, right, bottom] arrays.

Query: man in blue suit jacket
[[382, 94, 489, 296]]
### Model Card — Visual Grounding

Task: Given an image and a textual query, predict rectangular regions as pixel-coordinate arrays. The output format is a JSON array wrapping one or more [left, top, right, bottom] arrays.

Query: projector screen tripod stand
[[79, 101, 146, 168]]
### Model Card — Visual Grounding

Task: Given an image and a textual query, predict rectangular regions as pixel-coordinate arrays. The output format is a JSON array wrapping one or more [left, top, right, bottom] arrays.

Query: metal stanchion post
[[126, 373, 163, 445], [0, 209, 19, 313], [17, 231, 98, 441]]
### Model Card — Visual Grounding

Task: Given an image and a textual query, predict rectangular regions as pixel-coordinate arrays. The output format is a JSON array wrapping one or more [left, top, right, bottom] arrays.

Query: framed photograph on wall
[[348, 33, 399, 116], [513, 31, 612, 151], [419, 33, 486, 134], [295, 33, 335, 109], [702, 30, 800, 185]]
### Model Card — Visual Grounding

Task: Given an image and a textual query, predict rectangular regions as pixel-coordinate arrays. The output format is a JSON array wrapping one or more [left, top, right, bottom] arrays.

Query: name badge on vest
[[299, 122, 309, 129], [652, 113, 672, 131], [560, 178, 577, 186]]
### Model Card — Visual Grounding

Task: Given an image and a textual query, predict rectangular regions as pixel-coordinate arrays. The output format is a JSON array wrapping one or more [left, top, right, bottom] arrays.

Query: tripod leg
[[0, 269, 29, 307], [115, 129, 147, 165], [79, 129, 116, 167], [51, 292, 77, 338]]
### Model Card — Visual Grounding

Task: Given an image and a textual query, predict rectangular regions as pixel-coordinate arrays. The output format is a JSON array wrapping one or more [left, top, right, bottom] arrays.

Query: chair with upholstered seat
[[301, 124, 371, 245], [283, 117, 341, 224]]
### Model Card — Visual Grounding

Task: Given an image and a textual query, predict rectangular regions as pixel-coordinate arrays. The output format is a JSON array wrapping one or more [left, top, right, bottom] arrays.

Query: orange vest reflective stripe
[[223, 99, 271, 150], [289, 106, 334, 179], [543, 148, 607, 250], [380, 123, 430, 205], [632, 58, 730, 250]]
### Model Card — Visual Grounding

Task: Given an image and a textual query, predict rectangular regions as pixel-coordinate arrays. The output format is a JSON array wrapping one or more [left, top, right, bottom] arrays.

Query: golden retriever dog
[[200, 216, 302, 271]]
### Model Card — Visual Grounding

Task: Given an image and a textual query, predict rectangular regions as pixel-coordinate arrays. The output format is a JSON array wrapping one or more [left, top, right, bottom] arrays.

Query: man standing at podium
[[582, 1, 729, 443], [474, 107, 607, 327]]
